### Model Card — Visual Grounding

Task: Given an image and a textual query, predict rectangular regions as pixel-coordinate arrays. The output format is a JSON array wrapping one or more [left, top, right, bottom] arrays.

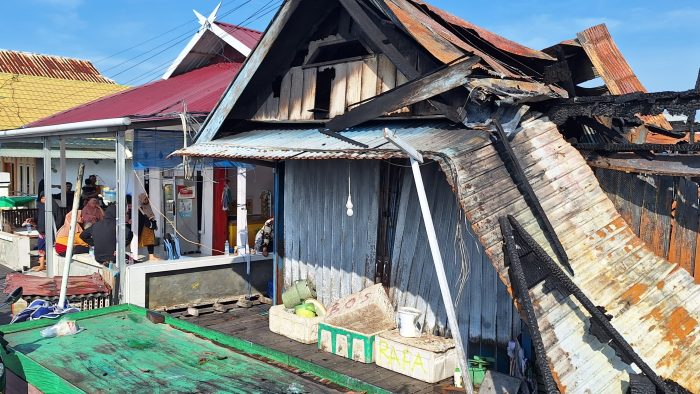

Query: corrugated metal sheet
[[0, 50, 115, 83], [576, 24, 672, 131], [284, 158, 521, 349], [179, 118, 700, 392], [215, 22, 263, 52], [27, 62, 241, 127], [408, 0, 555, 61]]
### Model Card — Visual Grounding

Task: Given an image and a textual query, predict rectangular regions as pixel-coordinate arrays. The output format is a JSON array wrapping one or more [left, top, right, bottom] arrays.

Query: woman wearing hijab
[[55, 211, 90, 256], [81, 198, 104, 228], [138, 193, 159, 261]]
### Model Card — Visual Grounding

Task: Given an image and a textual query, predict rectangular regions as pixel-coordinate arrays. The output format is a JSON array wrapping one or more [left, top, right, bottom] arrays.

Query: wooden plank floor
[[181, 305, 445, 394]]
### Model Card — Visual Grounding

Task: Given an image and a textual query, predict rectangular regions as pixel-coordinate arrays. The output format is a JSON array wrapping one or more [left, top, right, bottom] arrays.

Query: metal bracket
[[319, 128, 369, 148]]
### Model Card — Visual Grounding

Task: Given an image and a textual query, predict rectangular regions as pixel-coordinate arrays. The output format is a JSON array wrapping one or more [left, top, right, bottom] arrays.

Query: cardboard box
[[375, 330, 457, 383], [269, 304, 323, 344]]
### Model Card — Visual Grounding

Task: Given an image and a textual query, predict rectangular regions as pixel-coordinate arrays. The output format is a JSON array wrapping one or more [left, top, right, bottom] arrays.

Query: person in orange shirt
[[54, 211, 90, 256]]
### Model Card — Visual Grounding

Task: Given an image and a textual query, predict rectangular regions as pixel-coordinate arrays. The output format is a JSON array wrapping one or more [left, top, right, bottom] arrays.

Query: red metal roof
[[214, 22, 263, 51], [0, 50, 115, 83], [28, 62, 242, 127]]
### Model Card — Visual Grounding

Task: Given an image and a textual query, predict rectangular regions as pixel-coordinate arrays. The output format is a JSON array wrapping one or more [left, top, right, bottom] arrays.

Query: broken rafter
[[326, 56, 481, 132], [548, 89, 700, 126]]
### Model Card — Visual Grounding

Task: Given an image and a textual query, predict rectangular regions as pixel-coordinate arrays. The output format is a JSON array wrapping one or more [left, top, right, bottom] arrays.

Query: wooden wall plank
[[377, 54, 396, 94], [278, 71, 293, 120], [639, 175, 661, 253], [328, 63, 348, 117], [393, 71, 411, 114], [288, 67, 304, 120], [345, 61, 363, 111], [361, 56, 378, 102], [301, 68, 317, 120]]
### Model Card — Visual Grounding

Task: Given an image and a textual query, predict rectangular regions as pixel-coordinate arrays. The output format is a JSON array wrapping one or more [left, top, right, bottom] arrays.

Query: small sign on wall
[[177, 185, 195, 199], [178, 199, 192, 218]]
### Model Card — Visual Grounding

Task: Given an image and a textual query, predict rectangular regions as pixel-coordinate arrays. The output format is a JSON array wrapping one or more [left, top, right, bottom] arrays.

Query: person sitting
[[80, 205, 132, 266], [137, 193, 159, 261], [81, 197, 104, 228], [80, 175, 99, 208], [24, 191, 59, 271], [54, 211, 90, 256]]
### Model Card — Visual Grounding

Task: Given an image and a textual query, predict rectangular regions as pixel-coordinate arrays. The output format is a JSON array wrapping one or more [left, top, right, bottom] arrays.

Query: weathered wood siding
[[283, 160, 380, 304], [595, 168, 700, 280], [283, 160, 521, 348], [254, 54, 409, 121], [388, 163, 521, 344]]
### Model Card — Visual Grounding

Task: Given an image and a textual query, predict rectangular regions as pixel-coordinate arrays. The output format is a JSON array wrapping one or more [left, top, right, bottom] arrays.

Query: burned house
[[175, 0, 699, 392]]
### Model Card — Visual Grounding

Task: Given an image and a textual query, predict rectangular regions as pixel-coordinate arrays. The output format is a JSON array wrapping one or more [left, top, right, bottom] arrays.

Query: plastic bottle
[[224, 240, 230, 256], [454, 367, 463, 388]]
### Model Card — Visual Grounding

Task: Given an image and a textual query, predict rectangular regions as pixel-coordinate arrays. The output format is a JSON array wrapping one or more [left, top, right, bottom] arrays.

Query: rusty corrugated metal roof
[[177, 118, 699, 392], [408, 0, 555, 61], [0, 50, 115, 83], [576, 25, 672, 131]]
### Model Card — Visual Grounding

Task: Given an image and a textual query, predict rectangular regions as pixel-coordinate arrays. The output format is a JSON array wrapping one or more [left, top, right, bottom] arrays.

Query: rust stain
[[663, 307, 697, 346], [656, 348, 682, 369], [642, 306, 663, 322], [548, 362, 567, 393], [619, 283, 648, 305], [656, 280, 665, 290]]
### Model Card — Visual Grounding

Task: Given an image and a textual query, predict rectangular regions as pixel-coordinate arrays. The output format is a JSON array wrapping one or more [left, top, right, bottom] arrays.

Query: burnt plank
[[326, 56, 479, 132]]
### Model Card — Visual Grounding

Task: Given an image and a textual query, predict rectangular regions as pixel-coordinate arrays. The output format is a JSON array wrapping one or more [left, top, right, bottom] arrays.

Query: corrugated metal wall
[[283, 159, 522, 348], [283, 160, 380, 304], [595, 168, 700, 280], [388, 163, 521, 345]]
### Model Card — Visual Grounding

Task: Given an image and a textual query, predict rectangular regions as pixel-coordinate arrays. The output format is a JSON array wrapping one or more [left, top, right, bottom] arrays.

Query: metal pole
[[59, 138, 66, 208], [42, 137, 54, 277], [57, 163, 84, 308], [409, 158, 473, 393], [116, 131, 127, 303], [236, 167, 248, 254]]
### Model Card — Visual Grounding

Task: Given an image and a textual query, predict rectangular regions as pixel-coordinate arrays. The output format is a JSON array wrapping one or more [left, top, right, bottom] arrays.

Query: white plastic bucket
[[397, 307, 423, 337]]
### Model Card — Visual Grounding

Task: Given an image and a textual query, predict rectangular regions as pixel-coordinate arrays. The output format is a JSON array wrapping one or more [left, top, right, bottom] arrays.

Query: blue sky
[[2, 0, 699, 91]]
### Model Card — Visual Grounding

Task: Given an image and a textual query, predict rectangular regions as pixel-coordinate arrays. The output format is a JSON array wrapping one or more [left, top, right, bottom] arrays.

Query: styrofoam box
[[318, 322, 380, 363], [269, 304, 323, 344], [374, 330, 457, 383]]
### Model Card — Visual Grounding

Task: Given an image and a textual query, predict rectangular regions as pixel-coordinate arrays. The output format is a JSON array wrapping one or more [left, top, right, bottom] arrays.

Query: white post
[[57, 163, 84, 308], [59, 138, 66, 208], [201, 166, 214, 255], [116, 132, 127, 302], [149, 170, 163, 239], [236, 167, 247, 254], [384, 128, 473, 393], [131, 170, 145, 258], [42, 137, 54, 277]]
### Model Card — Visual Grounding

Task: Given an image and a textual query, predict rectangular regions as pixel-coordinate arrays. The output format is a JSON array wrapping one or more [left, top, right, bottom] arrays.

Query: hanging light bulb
[[346, 167, 354, 217]]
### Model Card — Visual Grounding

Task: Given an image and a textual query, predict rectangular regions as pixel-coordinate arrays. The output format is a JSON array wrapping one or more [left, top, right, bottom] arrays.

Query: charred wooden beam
[[575, 142, 700, 152], [338, 0, 466, 123], [506, 215, 672, 393], [319, 128, 369, 148], [326, 56, 480, 132], [586, 153, 700, 177], [548, 89, 700, 125], [499, 217, 560, 394], [491, 119, 573, 275]]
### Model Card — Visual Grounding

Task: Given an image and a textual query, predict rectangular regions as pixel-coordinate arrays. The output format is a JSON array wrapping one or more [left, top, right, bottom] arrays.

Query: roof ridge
[[0, 49, 115, 83], [212, 21, 262, 35]]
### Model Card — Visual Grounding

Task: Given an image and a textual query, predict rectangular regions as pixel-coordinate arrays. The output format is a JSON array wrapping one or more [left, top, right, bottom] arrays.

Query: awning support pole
[[59, 138, 66, 208], [58, 163, 84, 308], [116, 131, 127, 303], [42, 137, 54, 277], [236, 167, 248, 254], [384, 128, 473, 393]]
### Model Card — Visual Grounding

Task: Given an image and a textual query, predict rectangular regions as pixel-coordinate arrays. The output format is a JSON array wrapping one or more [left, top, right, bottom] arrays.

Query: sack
[[148, 219, 158, 231]]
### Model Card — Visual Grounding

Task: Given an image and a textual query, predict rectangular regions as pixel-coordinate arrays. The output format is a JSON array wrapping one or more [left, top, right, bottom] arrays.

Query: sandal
[[30, 266, 46, 272]]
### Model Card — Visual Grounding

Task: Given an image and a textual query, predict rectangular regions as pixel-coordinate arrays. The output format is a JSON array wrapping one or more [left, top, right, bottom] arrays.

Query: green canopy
[[0, 196, 36, 208]]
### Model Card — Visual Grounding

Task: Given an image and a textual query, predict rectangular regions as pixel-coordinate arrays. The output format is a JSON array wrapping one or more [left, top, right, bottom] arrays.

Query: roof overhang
[[0, 148, 116, 160]]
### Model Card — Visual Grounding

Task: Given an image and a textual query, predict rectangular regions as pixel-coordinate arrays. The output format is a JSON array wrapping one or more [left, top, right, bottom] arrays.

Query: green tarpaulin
[[0, 196, 36, 208]]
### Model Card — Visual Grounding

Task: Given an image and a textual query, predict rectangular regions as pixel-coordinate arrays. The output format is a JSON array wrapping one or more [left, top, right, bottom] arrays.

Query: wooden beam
[[326, 56, 480, 132], [586, 153, 700, 177]]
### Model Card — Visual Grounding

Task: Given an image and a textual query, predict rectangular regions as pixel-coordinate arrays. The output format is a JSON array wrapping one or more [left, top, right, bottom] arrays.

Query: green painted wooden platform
[[0, 305, 387, 394]]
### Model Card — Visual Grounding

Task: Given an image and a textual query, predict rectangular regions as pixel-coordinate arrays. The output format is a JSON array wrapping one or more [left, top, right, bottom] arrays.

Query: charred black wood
[[507, 215, 673, 394], [491, 118, 573, 275], [548, 89, 700, 126], [500, 217, 560, 394], [319, 128, 369, 148], [575, 142, 700, 153], [325, 55, 480, 132]]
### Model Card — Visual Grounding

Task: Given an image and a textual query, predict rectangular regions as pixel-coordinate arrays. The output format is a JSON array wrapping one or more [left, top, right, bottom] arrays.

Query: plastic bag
[[40, 320, 83, 338]]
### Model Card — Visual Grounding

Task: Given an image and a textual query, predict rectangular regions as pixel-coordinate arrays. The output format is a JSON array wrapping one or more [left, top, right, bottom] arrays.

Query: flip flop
[[30, 266, 46, 272]]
